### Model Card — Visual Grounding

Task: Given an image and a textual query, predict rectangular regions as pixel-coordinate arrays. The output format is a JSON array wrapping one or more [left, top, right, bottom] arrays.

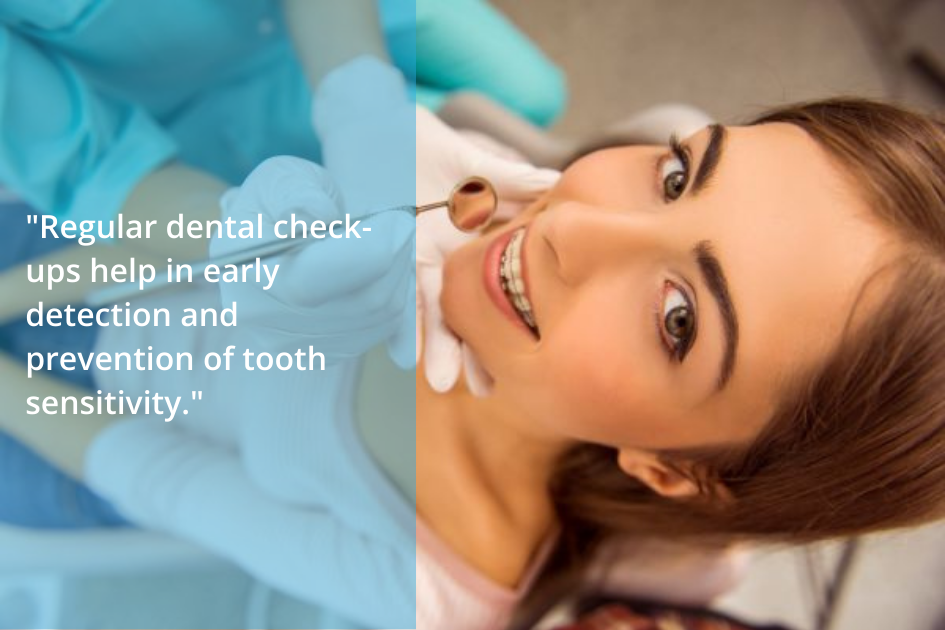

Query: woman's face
[[440, 123, 898, 451]]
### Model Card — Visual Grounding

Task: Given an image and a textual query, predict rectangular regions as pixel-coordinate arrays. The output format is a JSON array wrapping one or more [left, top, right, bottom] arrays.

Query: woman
[[3, 99, 945, 629], [414, 97, 945, 627]]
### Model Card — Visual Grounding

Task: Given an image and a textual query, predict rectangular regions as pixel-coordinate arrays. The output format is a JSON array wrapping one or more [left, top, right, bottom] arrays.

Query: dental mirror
[[415, 176, 498, 232]]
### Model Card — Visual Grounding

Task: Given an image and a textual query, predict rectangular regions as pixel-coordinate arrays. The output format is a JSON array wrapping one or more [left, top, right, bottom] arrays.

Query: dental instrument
[[86, 176, 498, 307], [414, 176, 498, 231]]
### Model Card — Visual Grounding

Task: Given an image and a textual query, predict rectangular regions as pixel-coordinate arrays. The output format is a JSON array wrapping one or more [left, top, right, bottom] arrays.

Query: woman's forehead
[[691, 123, 899, 431]]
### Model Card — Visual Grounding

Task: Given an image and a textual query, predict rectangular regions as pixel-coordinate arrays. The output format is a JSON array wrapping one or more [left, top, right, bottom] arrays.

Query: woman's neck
[[416, 368, 567, 587]]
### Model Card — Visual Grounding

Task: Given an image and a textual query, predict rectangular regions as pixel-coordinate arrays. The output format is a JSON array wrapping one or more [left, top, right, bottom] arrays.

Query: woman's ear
[[617, 448, 701, 499]]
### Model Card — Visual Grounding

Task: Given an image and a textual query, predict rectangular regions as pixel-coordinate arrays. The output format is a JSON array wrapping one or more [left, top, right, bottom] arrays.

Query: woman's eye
[[660, 282, 697, 362], [660, 139, 690, 201]]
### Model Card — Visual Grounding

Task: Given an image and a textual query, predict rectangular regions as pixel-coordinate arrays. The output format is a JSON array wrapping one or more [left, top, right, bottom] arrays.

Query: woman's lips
[[483, 225, 536, 337]]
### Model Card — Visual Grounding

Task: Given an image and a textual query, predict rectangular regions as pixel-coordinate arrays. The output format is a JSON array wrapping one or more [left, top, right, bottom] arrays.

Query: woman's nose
[[539, 200, 668, 286]]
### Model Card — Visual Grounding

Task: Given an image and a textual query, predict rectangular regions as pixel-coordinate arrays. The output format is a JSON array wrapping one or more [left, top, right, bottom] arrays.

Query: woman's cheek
[[528, 303, 647, 443]]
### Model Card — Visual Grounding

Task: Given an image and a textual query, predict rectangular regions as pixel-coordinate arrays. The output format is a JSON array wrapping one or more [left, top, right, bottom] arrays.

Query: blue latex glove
[[210, 156, 415, 365], [311, 56, 417, 368]]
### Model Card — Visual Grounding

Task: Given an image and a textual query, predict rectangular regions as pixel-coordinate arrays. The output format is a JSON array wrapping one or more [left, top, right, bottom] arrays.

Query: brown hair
[[519, 98, 945, 618]]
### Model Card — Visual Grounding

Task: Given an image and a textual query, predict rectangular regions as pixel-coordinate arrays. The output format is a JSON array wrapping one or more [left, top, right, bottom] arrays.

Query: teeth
[[499, 228, 538, 334]]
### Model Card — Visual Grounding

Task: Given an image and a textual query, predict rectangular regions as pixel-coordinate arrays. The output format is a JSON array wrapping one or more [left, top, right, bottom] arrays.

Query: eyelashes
[[659, 135, 692, 202], [669, 134, 691, 168], [655, 280, 698, 363], [654, 137, 697, 362]]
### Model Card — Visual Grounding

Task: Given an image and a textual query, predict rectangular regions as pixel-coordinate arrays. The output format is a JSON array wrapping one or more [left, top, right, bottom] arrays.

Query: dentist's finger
[[416, 209, 473, 260], [242, 157, 346, 221], [416, 283, 424, 364], [462, 345, 493, 398], [274, 211, 414, 307], [471, 155, 560, 201], [419, 266, 462, 392]]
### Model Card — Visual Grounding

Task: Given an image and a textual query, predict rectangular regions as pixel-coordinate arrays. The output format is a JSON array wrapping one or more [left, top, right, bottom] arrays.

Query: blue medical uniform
[[0, 0, 564, 223], [0, 0, 331, 222]]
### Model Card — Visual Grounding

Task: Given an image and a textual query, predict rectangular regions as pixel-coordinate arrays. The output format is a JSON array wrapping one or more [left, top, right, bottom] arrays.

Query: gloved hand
[[311, 56, 417, 367], [311, 56, 559, 392], [415, 106, 560, 394], [211, 156, 415, 365]]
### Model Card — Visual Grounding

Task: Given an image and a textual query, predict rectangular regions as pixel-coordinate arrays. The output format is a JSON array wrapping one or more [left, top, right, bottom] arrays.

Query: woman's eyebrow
[[691, 124, 727, 195], [694, 240, 739, 391]]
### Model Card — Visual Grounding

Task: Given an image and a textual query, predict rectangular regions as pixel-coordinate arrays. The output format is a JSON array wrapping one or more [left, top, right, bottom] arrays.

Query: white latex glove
[[311, 56, 559, 393], [415, 106, 560, 394], [211, 157, 415, 365]]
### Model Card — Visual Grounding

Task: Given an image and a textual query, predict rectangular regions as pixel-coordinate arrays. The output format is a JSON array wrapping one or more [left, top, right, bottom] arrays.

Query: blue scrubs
[[0, 0, 564, 223], [0, 201, 128, 529], [0, 0, 321, 221]]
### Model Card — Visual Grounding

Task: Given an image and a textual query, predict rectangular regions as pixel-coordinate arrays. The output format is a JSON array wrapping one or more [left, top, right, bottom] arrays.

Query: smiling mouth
[[499, 227, 540, 338]]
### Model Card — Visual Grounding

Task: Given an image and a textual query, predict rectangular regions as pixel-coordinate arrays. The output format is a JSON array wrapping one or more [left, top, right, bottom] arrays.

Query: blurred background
[[488, 1, 945, 629], [1, 1, 943, 629], [493, 0, 943, 134]]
